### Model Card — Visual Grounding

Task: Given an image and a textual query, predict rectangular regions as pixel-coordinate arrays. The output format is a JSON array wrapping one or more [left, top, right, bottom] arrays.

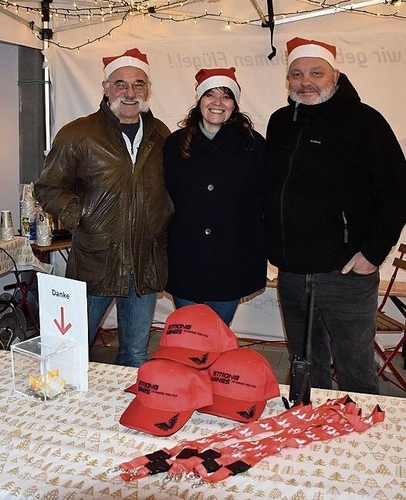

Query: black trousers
[[278, 269, 380, 394]]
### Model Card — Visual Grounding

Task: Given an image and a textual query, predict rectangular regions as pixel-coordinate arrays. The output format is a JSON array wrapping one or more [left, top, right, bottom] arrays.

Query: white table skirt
[[0, 236, 52, 275], [0, 350, 405, 499]]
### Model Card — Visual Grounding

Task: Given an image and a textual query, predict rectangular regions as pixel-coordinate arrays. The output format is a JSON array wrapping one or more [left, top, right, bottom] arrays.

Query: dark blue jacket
[[164, 122, 267, 301], [265, 73, 406, 273]]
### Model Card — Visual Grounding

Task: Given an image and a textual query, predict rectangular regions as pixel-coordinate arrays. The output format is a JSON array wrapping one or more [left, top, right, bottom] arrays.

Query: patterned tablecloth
[[0, 236, 52, 275], [0, 350, 405, 499]]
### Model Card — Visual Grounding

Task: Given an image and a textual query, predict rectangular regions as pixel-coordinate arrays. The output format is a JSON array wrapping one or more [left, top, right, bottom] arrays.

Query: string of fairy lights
[[0, 0, 405, 50]]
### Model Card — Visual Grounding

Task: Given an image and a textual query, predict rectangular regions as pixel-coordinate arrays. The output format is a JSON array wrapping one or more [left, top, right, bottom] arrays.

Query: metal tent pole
[[40, 1, 53, 154]]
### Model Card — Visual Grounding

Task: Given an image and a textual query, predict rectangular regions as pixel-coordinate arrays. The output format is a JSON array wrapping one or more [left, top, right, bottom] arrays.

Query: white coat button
[[207, 184, 214, 191], [205, 228, 212, 235]]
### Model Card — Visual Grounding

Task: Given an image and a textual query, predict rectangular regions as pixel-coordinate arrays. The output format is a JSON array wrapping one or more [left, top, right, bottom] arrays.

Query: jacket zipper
[[280, 122, 304, 262], [342, 211, 349, 243], [293, 102, 299, 122], [119, 132, 137, 281], [131, 144, 135, 172]]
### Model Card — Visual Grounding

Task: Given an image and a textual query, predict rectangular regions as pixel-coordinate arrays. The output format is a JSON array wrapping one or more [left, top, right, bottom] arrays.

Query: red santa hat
[[287, 37, 337, 69], [195, 67, 241, 102], [103, 48, 150, 80]]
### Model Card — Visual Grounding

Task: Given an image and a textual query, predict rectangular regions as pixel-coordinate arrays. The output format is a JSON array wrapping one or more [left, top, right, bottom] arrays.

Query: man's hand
[[341, 251, 378, 275]]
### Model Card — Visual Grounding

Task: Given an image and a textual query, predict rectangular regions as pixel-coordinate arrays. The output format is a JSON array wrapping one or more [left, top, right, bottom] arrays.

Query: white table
[[0, 236, 52, 275], [0, 350, 405, 499], [0, 237, 53, 334]]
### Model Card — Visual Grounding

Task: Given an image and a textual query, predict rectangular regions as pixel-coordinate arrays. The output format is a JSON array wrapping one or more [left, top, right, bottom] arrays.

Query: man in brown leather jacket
[[34, 48, 173, 367]]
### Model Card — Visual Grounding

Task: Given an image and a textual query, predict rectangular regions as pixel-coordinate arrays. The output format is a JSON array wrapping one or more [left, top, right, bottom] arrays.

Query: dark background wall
[[18, 46, 45, 184]]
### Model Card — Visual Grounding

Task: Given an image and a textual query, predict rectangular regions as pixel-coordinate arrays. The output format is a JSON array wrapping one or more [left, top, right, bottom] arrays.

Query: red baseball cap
[[120, 359, 213, 436], [198, 347, 280, 422], [150, 304, 239, 369]]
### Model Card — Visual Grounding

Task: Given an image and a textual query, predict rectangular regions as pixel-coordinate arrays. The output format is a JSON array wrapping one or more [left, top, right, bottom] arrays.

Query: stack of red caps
[[119, 304, 280, 436]]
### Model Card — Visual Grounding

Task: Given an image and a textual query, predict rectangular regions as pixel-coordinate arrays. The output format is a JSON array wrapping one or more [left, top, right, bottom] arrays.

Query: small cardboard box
[[11, 336, 80, 401]]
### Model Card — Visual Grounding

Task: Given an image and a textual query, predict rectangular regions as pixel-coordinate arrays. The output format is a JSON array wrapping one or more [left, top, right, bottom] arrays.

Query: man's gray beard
[[289, 82, 337, 105], [110, 97, 150, 116]]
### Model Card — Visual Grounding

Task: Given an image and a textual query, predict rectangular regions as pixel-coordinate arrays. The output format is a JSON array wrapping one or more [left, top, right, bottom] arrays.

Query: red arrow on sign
[[54, 306, 72, 335]]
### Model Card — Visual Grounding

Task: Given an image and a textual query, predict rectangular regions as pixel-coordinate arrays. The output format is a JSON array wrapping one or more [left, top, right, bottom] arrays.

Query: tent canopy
[[1, 1, 405, 49], [0, 0, 405, 148]]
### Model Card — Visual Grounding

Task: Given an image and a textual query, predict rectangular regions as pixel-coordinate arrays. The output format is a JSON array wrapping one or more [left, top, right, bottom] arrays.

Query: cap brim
[[199, 394, 267, 423], [120, 397, 193, 436], [124, 383, 137, 394], [149, 346, 220, 369]]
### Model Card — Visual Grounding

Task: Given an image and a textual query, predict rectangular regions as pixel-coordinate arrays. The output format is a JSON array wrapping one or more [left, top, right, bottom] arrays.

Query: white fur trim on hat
[[104, 56, 150, 80], [287, 44, 336, 69], [196, 76, 240, 102]]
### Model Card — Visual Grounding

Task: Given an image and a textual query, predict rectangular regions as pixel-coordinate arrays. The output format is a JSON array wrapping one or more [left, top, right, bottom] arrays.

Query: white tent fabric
[[0, 1, 405, 145], [40, 3, 406, 339], [47, 32, 406, 141], [1, 0, 405, 339], [1, 1, 404, 149], [1, 1, 405, 49]]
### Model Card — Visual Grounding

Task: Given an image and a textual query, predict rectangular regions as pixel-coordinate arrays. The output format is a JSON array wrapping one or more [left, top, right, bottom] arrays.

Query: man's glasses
[[109, 80, 148, 92]]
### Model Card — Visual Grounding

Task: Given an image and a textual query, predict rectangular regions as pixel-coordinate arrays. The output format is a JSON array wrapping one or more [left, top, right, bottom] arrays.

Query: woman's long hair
[[178, 87, 256, 158]]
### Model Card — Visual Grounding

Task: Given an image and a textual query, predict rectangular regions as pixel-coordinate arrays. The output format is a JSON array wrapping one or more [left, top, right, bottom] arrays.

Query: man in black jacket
[[265, 37, 406, 394]]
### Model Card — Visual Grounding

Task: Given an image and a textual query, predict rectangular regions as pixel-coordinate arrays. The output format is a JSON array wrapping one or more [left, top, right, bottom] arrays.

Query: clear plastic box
[[11, 336, 80, 401]]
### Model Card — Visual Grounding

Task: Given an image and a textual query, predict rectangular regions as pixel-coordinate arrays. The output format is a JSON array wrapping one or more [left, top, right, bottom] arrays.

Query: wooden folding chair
[[375, 243, 406, 392]]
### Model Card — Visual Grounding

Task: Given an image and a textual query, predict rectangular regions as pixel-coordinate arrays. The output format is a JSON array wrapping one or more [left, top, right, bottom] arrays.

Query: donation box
[[11, 336, 80, 402]]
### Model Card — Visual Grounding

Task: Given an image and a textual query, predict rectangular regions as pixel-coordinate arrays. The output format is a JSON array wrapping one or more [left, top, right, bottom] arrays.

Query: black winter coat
[[164, 122, 267, 302], [265, 73, 406, 273]]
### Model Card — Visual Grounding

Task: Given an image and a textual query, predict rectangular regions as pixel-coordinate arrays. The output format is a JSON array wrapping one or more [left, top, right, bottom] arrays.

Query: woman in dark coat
[[163, 67, 267, 324]]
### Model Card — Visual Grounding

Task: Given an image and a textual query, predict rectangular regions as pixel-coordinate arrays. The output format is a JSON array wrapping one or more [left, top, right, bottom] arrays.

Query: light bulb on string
[[30, 0, 406, 52]]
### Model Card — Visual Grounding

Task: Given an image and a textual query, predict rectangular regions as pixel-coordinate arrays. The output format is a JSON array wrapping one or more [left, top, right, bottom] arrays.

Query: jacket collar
[[100, 96, 155, 137]]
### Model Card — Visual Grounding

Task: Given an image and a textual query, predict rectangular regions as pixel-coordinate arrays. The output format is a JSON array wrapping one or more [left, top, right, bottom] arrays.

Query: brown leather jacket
[[34, 98, 174, 296]]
